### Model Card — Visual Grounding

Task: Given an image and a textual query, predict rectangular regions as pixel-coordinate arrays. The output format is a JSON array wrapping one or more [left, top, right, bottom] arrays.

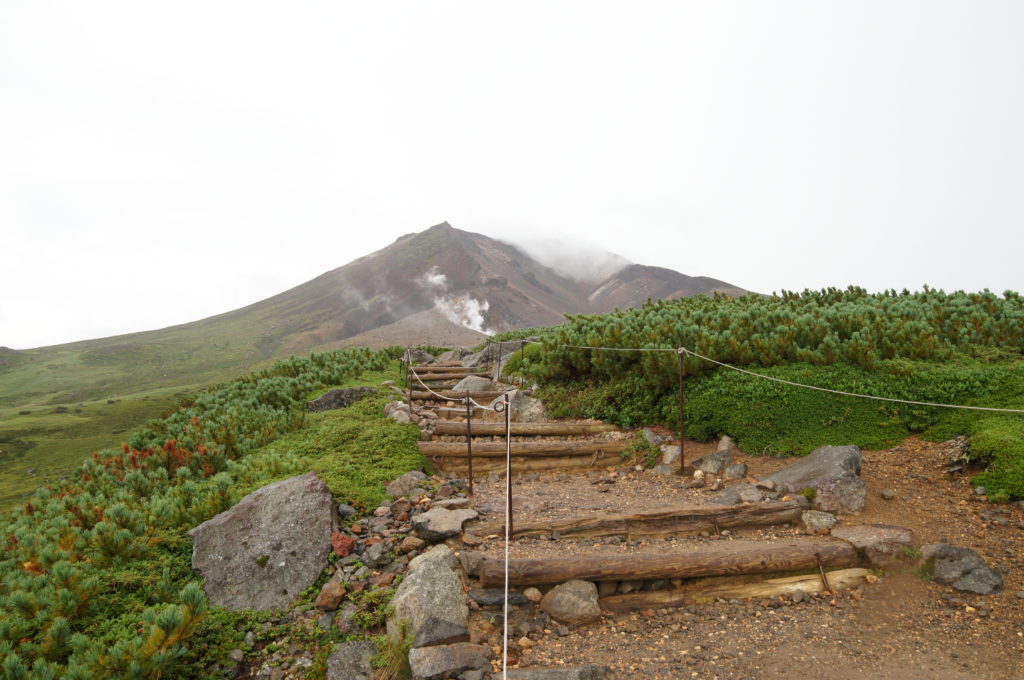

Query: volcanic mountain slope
[[0, 222, 747, 406]]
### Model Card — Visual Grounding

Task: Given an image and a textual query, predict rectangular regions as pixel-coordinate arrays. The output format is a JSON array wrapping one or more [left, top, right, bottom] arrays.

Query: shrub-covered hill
[[0, 346, 424, 680], [518, 287, 1024, 500]]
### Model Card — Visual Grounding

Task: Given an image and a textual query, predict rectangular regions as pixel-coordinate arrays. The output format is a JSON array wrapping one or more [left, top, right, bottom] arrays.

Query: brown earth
[[461, 437, 1024, 680]]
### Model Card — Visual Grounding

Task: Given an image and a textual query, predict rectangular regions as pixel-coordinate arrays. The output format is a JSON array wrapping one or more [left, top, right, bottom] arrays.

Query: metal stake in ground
[[503, 390, 513, 536], [465, 392, 474, 497], [406, 346, 413, 410], [677, 347, 687, 473]]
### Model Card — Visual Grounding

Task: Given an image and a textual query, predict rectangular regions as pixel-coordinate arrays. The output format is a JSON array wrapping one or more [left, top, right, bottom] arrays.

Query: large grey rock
[[660, 444, 681, 466], [362, 541, 391, 569], [767, 445, 861, 493], [388, 545, 468, 641], [307, 387, 376, 412], [412, 617, 471, 648], [326, 640, 376, 680], [404, 348, 436, 365], [508, 666, 618, 680], [489, 389, 547, 423], [540, 580, 601, 626], [691, 449, 733, 475], [922, 544, 1003, 595], [452, 375, 494, 392], [434, 348, 472, 363], [462, 338, 536, 369], [386, 470, 429, 498], [189, 472, 336, 611], [813, 472, 867, 514], [832, 524, 913, 567], [642, 428, 673, 445], [412, 507, 479, 541], [469, 588, 530, 608], [408, 643, 490, 680], [725, 462, 748, 479]]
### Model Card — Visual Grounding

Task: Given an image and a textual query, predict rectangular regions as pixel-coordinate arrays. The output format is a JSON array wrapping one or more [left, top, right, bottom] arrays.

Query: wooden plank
[[411, 390, 507, 401], [599, 568, 871, 613], [432, 421, 619, 436], [478, 541, 858, 587], [470, 499, 806, 539], [432, 455, 620, 474], [418, 440, 631, 458], [410, 371, 491, 381]]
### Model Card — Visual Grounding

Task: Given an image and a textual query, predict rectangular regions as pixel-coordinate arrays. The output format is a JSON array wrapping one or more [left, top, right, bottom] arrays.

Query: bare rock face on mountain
[[189, 472, 337, 611]]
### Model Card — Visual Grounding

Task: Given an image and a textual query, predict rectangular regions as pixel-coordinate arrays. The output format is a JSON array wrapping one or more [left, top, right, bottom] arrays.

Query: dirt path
[[462, 437, 1024, 679]]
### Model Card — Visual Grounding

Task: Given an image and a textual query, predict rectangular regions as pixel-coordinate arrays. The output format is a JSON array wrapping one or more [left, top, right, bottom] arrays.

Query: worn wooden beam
[[470, 499, 806, 539], [599, 568, 871, 613], [410, 371, 491, 381], [418, 440, 631, 458], [432, 421, 618, 436], [431, 455, 620, 474], [478, 541, 858, 587], [410, 364, 480, 372], [410, 389, 507, 402]]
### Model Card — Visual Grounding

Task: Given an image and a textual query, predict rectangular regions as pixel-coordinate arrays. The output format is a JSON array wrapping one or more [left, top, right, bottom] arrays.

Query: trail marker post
[[677, 348, 686, 473], [465, 392, 474, 496]]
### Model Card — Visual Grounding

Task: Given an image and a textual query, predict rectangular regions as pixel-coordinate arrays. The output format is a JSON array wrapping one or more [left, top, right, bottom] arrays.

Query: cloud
[[504, 237, 631, 283]]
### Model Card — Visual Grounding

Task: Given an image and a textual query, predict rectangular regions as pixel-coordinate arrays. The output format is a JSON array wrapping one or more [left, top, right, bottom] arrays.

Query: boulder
[[412, 507, 479, 541], [327, 640, 376, 680], [452, 375, 495, 392], [801, 510, 836, 532], [642, 428, 673, 445], [189, 472, 336, 611], [388, 545, 468, 641], [434, 348, 472, 363], [404, 348, 436, 365], [307, 387, 376, 412], [362, 541, 391, 569], [489, 389, 547, 422], [832, 524, 913, 567], [659, 444, 681, 466], [922, 544, 1003, 595], [691, 449, 733, 475], [386, 470, 429, 498], [462, 338, 536, 369], [813, 472, 867, 515], [457, 550, 485, 577], [716, 436, 736, 452], [408, 643, 490, 680], [540, 580, 601, 626], [507, 666, 618, 680], [412, 617, 471, 648], [766, 445, 861, 493]]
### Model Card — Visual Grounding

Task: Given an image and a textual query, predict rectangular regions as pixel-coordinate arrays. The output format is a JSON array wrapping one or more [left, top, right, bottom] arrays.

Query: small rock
[[337, 504, 357, 518], [617, 580, 643, 594], [692, 449, 733, 475], [433, 498, 472, 510], [540, 580, 601, 625], [332, 532, 356, 557], [922, 543, 1003, 595], [791, 589, 806, 604], [315, 580, 347, 611], [649, 464, 675, 476], [362, 542, 391, 569], [755, 479, 777, 491], [660, 444, 681, 466], [524, 587, 543, 603], [400, 536, 427, 553], [717, 435, 736, 452], [813, 472, 867, 515], [832, 524, 913, 568], [412, 507, 479, 542], [457, 550, 485, 577], [974, 486, 987, 496], [391, 499, 414, 515], [801, 510, 837, 532], [469, 588, 530, 608], [642, 428, 673, 445], [506, 665, 618, 679], [725, 462, 748, 479], [880, 489, 897, 501], [737, 486, 763, 503], [386, 471, 429, 499]]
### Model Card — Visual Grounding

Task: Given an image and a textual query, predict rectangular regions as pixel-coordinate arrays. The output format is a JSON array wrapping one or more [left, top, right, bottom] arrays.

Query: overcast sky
[[2, 2, 1022, 349]]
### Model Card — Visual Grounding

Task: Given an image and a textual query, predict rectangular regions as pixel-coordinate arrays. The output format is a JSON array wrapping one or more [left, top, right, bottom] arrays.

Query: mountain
[[0, 222, 747, 407]]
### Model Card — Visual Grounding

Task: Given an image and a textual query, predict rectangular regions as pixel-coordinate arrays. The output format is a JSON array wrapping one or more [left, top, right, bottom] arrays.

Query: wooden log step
[[432, 421, 619, 436], [600, 568, 872, 613], [432, 406, 491, 418], [409, 371, 491, 381], [432, 455, 617, 474], [411, 389, 508, 401], [478, 541, 858, 587], [410, 365, 481, 373], [417, 440, 631, 458], [470, 499, 806, 539]]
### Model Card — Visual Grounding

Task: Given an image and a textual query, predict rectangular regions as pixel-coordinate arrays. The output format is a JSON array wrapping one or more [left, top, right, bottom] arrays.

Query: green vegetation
[[0, 346, 420, 679], [531, 288, 1024, 499]]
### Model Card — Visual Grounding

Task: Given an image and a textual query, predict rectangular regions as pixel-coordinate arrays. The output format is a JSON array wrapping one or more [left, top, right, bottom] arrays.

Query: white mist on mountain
[[506, 237, 631, 283], [417, 266, 494, 335]]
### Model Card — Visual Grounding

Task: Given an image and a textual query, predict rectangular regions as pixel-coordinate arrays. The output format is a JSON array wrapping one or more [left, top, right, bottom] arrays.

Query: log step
[[600, 568, 872, 613], [417, 440, 631, 458], [411, 389, 508, 402], [410, 371, 490, 381], [479, 541, 858, 586], [410, 365, 480, 372], [432, 421, 619, 436], [469, 499, 807, 539]]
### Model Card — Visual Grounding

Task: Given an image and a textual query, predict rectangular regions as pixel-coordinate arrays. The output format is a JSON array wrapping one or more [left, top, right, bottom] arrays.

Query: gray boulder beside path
[[189, 472, 337, 611]]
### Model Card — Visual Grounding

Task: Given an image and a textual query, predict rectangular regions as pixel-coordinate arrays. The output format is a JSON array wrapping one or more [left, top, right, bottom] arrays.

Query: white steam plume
[[417, 266, 494, 335]]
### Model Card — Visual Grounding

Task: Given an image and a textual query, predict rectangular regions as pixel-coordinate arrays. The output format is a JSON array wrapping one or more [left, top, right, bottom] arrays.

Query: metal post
[[465, 392, 474, 497], [497, 342, 504, 383], [407, 346, 413, 409], [504, 391, 513, 537], [677, 348, 686, 473]]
